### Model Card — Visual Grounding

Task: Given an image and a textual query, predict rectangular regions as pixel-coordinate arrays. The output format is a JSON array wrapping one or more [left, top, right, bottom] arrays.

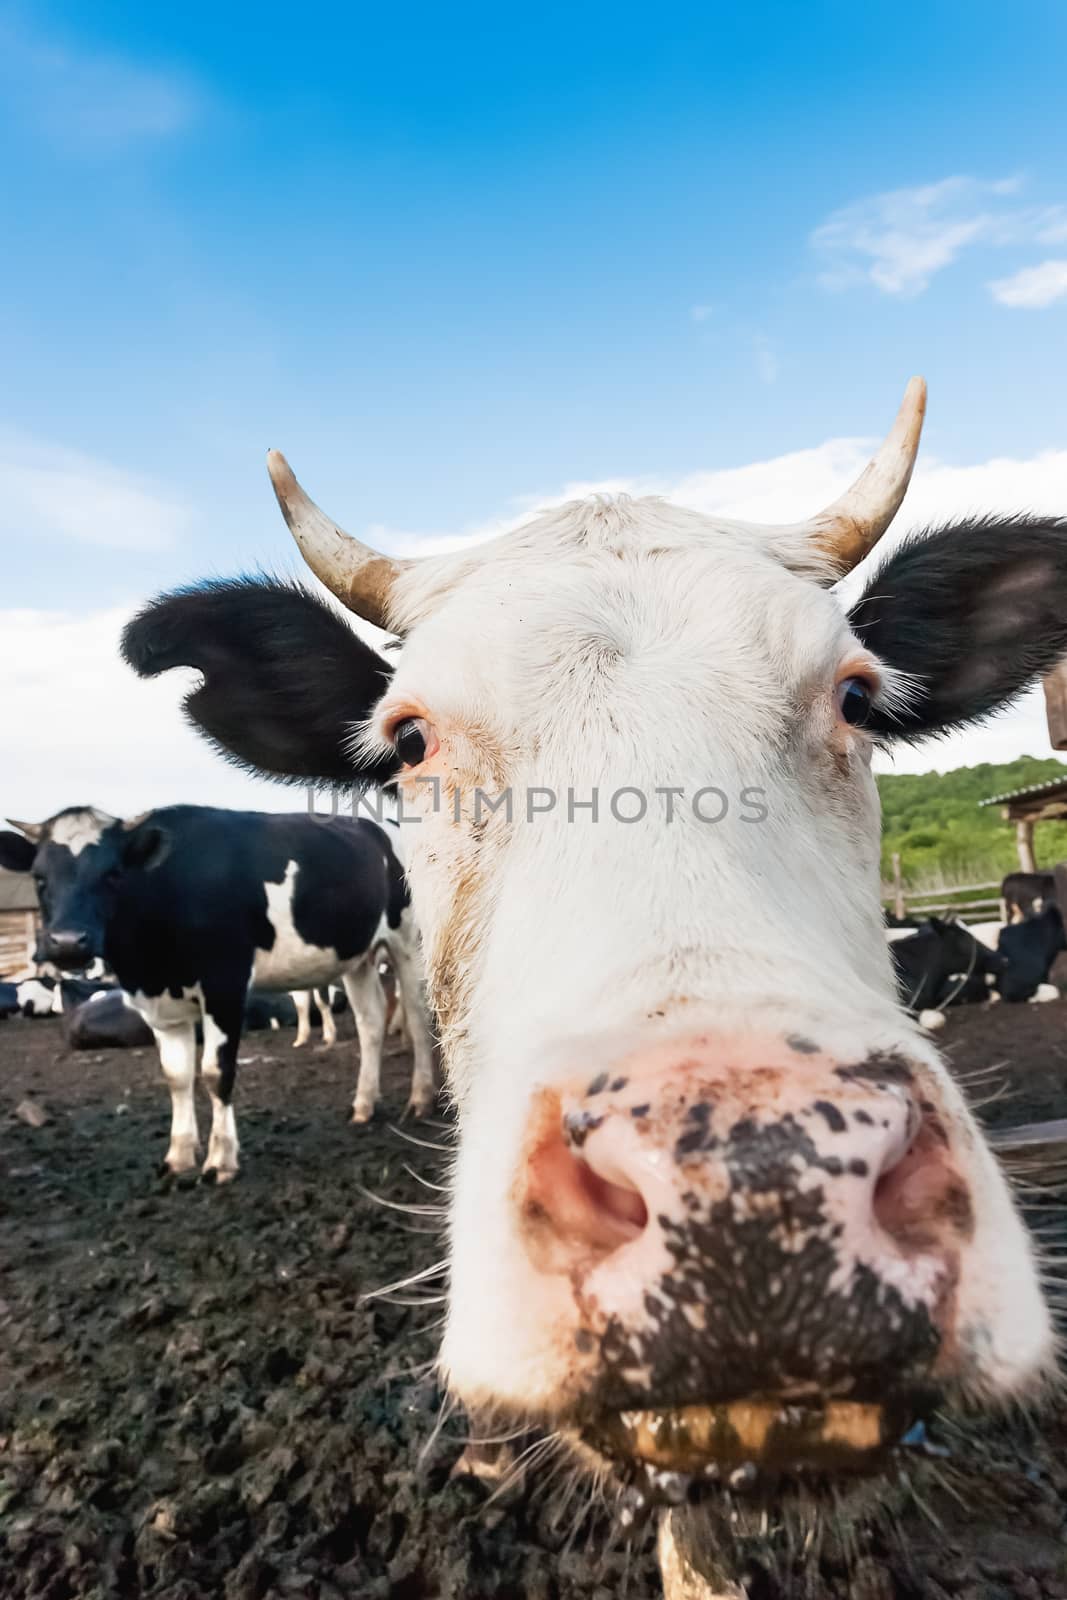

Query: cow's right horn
[[266, 451, 410, 631]]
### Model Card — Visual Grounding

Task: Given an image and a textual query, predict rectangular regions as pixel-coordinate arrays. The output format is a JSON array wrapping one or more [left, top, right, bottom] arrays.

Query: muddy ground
[[2, 998, 1067, 1599]]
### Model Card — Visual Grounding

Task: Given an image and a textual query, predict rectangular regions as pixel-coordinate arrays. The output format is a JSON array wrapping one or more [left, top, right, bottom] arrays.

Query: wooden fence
[[882, 853, 1001, 923]]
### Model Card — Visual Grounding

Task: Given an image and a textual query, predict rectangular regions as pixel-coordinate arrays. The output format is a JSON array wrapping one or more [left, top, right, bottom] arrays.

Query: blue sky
[[5, 1, 1067, 813]]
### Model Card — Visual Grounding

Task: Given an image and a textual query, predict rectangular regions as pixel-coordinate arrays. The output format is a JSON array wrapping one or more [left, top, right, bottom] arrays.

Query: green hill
[[877, 755, 1067, 887]]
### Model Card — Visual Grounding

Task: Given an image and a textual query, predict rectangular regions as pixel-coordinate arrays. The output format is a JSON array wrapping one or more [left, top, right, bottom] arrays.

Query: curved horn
[[804, 376, 927, 576], [266, 451, 409, 630], [6, 819, 43, 843]]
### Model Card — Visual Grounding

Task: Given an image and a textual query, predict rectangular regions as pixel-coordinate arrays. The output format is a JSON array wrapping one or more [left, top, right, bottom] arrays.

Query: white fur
[[969, 921, 1005, 951], [16, 979, 56, 1016], [48, 808, 115, 857], [340, 493, 1052, 1414]]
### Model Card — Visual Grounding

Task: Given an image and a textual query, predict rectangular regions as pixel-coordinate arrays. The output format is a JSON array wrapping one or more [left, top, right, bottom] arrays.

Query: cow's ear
[[122, 578, 399, 785], [848, 517, 1067, 739], [0, 831, 36, 872], [123, 825, 171, 873]]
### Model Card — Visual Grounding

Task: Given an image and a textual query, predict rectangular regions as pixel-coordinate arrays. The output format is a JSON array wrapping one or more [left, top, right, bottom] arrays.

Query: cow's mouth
[[580, 1395, 930, 1513]]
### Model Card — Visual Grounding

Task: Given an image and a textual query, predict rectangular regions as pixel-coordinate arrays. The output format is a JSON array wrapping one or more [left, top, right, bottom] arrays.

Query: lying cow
[[0, 807, 433, 1180], [997, 905, 1065, 1003], [66, 988, 155, 1049], [15, 976, 64, 1016], [889, 917, 1003, 1027], [68, 987, 318, 1052], [121, 380, 1066, 1595]]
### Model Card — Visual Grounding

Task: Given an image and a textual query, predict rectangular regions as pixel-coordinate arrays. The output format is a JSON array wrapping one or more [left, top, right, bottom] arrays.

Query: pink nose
[[518, 1034, 971, 1400]]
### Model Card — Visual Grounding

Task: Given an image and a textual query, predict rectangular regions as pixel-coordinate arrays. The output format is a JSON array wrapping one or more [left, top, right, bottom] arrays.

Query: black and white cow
[[1001, 869, 1057, 922], [65, 988, 156, 1050], [0, 806, 433, 1180], [15, 975, 64, 1016], [996, 904, 1065, 1002], [889, 917, 1004, 1024]]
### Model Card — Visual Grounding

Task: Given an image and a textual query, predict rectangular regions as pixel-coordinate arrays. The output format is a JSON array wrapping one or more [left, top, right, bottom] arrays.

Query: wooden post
[[891, 852, 905, 919], [1016, 818, 1037, 873], [1043, 660, 1067, 750]]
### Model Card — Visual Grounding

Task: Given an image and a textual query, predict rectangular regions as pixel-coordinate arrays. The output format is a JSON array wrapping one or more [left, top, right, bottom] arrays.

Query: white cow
[[124, 379, 1066, 1597]]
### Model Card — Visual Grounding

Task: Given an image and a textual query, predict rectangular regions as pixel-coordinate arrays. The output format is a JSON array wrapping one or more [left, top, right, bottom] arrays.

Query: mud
[[1, 999, 1066, 1598]]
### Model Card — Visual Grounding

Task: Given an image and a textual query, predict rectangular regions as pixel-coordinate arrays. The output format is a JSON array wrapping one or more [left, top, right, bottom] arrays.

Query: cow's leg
[[342, 963, 386, 1123], [154, 1022, 200, 1175], [386, 985, 406, 1038], [292, 989, 312, 1047], [199, 986, 245, 1182], [387, 932, 436, 1117], [314, 990, 338, 1048]]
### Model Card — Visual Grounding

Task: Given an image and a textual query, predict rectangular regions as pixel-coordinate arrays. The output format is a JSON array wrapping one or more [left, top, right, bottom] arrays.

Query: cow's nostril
[[871, 1115, 972, 1248], [523, 1126, 648, 1263]]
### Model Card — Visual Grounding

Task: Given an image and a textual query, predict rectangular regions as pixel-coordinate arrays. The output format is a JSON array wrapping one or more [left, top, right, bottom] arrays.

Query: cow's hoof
[[351, 1104, 375, 1125], [292, 1040, 308, 1050], [405, 1097, 434, 1120], [201, 1165, 239, 1185], [160, 1148, 201, 1179]]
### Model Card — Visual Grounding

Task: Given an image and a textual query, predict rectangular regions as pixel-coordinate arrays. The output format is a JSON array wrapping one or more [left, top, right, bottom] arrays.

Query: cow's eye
[[837, 676, 874, 727], [393, 716, 437, 767]]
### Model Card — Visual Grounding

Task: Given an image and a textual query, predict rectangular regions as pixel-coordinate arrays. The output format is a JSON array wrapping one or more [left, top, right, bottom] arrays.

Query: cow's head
[[0, 808, 166, 968], [122, 383, 1066, 1561]]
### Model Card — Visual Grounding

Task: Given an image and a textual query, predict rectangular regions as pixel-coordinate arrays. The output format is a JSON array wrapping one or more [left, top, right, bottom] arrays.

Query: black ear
[[122, 578, 399, 785], [0, 831, 36, 873], [849, 517, 1067, 740], [123, 825, 171, 872]]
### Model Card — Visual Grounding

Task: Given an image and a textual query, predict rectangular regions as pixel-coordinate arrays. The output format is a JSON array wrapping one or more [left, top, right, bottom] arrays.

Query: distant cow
[[66, 989, 155, 1050], [890, 918, 1004, 1020], [997, 905, 1066, 1002], [0, 806, 434, 1181], [68, 987, 307, 1051], [291, 988, 338, 1048], [1002, 870, 1057, 922], [16, 977, 63, 1017]]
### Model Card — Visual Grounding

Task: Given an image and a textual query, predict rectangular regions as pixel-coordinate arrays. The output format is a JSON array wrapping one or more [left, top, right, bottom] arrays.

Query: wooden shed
[[978, 774, 1067, 870], [0, 868, 38, 978]]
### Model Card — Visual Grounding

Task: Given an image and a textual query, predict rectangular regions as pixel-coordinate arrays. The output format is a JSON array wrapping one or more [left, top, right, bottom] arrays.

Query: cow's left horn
[[6, 819, 43, 842], [801, 376, 927, 576], [266, 451, 410, 631]]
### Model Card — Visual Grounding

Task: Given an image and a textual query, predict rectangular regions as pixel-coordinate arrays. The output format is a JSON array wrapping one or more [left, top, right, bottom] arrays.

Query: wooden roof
[[978, 774, 1067, 823]]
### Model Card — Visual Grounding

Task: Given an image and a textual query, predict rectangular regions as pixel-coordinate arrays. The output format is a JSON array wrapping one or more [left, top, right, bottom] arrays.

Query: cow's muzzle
[[40, 929, 98, 969], [516, 1033, 971, 1479]]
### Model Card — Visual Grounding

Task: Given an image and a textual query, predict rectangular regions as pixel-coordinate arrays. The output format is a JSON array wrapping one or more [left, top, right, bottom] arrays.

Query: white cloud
[[0, 16, 198, 151], [811, 175, 1067, 297], [989, 259, 1067, 309], [2, 607, 292, 821], [0, 430, 189, 552], [10, 436, 1067, 816]]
